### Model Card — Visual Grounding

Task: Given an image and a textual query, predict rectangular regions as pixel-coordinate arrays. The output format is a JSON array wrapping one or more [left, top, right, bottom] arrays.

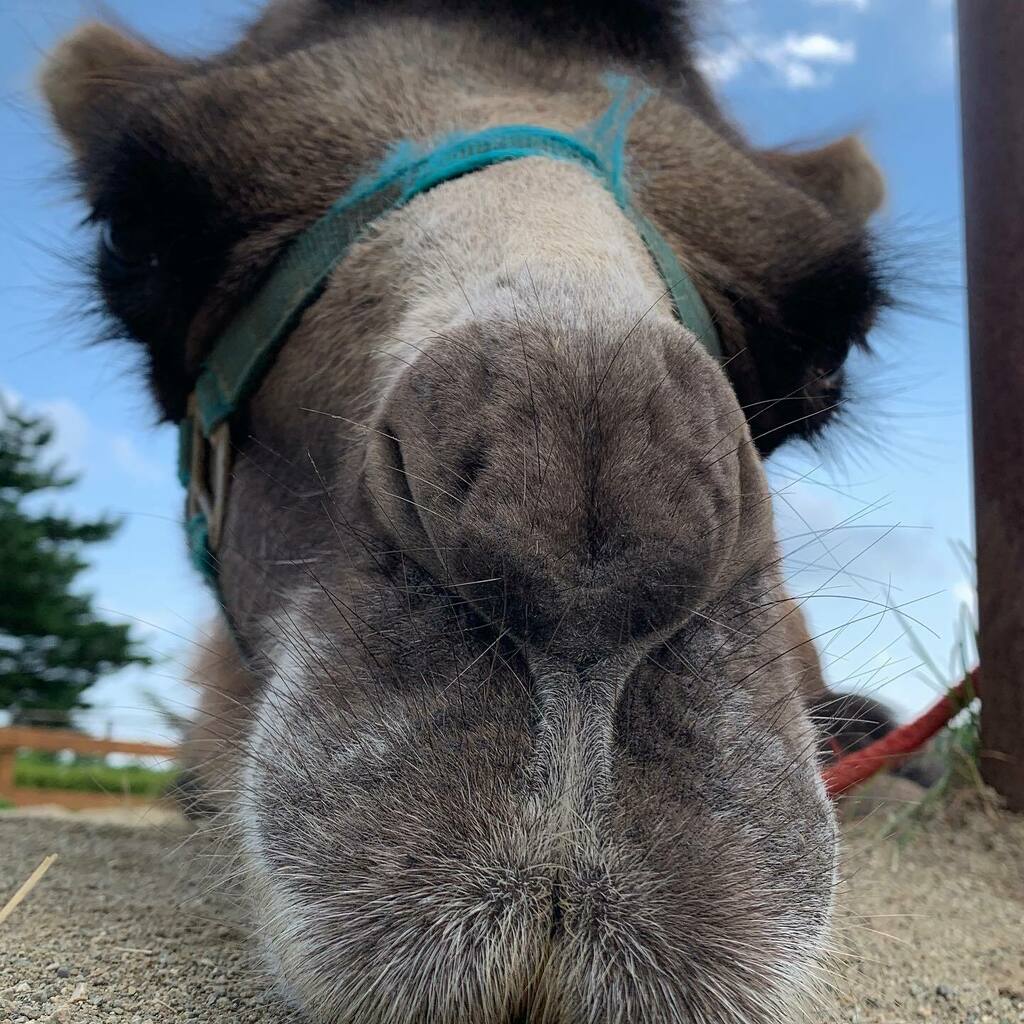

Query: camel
[[42, 3, 890, 1020]]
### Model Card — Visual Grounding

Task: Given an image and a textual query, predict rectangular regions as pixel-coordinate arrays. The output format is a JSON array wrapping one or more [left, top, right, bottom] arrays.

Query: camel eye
[[99, 219, 158, 274]]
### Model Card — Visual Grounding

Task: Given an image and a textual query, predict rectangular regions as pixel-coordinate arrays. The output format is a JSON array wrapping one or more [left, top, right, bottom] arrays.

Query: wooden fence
[[0, 726, 178, 810]]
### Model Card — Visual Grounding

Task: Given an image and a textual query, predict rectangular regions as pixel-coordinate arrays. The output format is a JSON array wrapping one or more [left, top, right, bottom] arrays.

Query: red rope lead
[[822, 671, 979, 799]]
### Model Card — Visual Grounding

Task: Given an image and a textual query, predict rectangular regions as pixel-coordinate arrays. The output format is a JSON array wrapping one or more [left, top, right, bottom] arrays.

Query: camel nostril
[[362, 420, 441, 557], [379, 424, 414, 501]]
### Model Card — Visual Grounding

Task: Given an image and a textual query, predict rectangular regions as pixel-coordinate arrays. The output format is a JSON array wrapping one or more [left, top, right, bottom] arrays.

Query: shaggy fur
[[41, 3, 890, 1021]]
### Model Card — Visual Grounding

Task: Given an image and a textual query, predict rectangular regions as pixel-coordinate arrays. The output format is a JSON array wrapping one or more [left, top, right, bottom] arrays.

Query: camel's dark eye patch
[[98, 218, 158, 277], [729, 232, 889, 455], [86, 126, 244, 419]]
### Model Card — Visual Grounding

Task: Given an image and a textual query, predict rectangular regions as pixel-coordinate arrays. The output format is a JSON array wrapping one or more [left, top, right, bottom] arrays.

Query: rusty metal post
[[958, 2, 1024, 811]]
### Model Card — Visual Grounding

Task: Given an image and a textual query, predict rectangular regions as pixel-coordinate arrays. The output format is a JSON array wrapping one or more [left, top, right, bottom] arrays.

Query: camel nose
[[363, 318, 751, 661]]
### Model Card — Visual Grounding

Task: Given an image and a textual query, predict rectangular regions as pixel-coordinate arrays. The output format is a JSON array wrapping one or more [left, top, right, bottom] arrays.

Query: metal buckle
[[185, 395, 231, 553]]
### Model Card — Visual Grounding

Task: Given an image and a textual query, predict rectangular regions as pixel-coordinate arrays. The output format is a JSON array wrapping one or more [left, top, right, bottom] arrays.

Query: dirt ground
[[1, 790, 1022, 1024]]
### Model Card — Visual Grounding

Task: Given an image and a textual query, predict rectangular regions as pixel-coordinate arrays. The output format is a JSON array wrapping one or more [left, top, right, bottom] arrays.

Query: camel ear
[[40, 22, 183, 159], [764, 136, 885, 223]]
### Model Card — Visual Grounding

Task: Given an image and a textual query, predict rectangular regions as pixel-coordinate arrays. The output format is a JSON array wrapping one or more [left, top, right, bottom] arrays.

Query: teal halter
[[179, 75, 720, 582]]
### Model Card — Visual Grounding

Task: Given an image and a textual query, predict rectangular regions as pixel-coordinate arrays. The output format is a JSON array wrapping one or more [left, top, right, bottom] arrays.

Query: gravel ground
[[1, 791, 1022, 1024], [0, 809, 295, 1023], [831, 784, 1024, 1024]]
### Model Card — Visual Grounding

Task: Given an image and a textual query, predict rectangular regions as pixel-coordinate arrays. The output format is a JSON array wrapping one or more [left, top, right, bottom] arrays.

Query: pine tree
[[0, 399, 151, 727]]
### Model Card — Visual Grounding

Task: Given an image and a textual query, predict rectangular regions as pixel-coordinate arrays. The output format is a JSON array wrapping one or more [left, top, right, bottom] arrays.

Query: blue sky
[[0, 0, 968, 740]]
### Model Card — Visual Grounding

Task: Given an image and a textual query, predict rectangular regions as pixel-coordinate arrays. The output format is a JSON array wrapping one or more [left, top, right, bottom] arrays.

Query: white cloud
[[942, 29, 956, 61], [698, 32, 856, 89], [1, 384, 165, 486], [810, 0, 869, 10], [110, 433, 165, 484], [781, 33, 856, 61], [1, 384, 92, 472], [763, 33, 856, 88], [951, 578, 976, 612], [37, 397, 92, 471], [697, 45, 748, 85]]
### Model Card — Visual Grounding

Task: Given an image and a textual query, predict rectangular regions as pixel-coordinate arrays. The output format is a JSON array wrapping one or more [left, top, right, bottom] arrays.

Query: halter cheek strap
[[178, 74, 721, 583]]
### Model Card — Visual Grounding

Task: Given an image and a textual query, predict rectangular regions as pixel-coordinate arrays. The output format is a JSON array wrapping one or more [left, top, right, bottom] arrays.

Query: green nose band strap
[[178, 74, 720, 584]]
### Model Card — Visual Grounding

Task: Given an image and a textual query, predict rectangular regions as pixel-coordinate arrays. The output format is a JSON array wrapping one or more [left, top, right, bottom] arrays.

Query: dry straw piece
[[0, 853, 57, 925]]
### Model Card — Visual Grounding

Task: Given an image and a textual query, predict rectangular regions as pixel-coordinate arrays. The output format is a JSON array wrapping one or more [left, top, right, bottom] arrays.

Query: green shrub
[[14, 751, 176, 797]]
